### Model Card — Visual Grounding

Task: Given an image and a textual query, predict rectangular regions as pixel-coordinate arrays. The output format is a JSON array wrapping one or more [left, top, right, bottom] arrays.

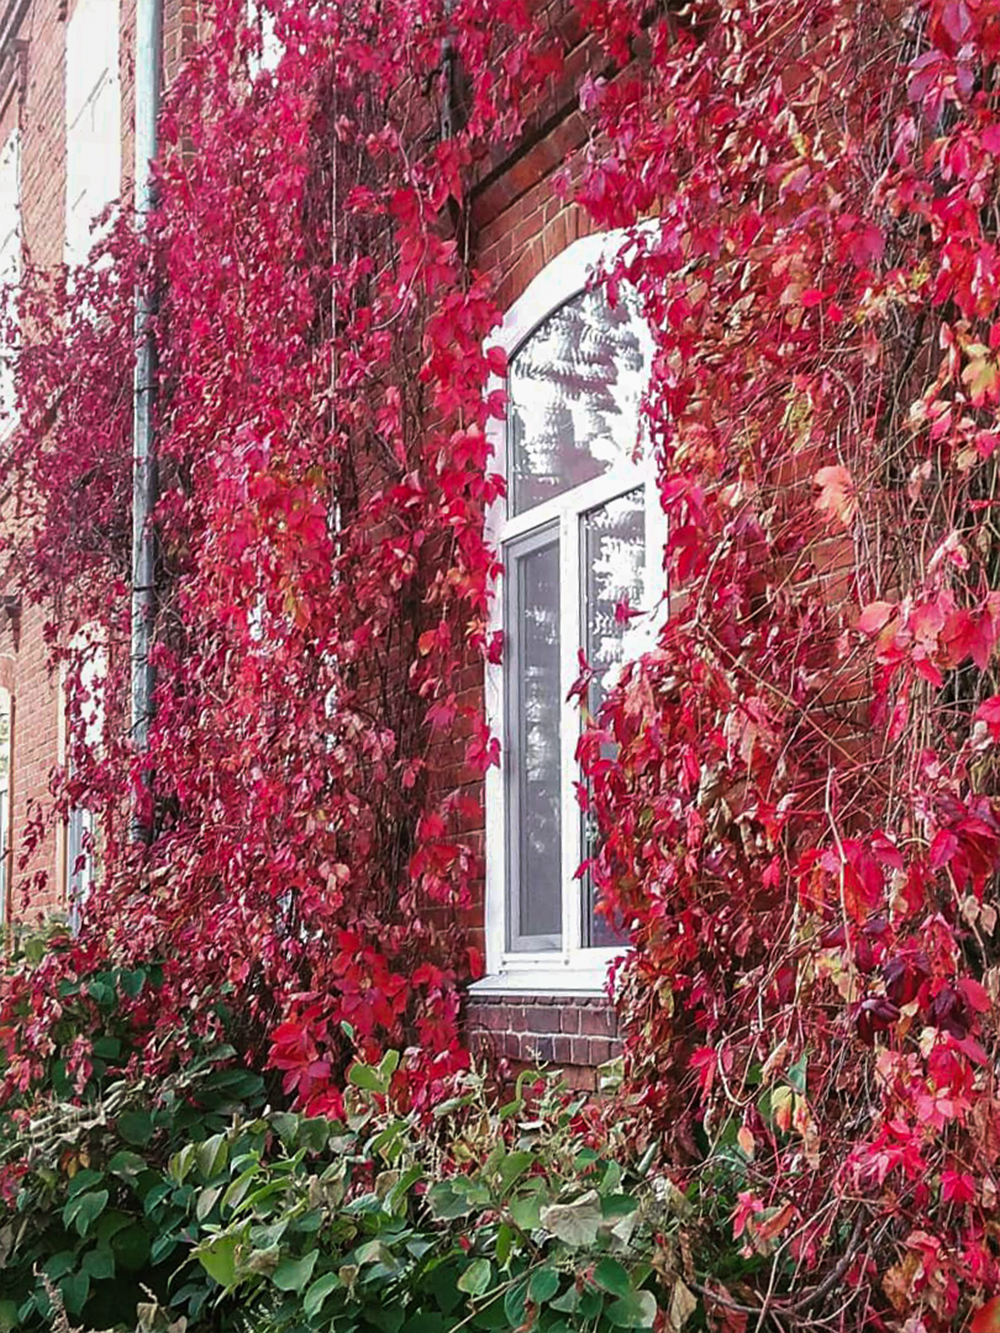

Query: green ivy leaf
[[81, 1247, 115, 1280], [304, 1272, 339, 1318], [787, 1053, 808, 1094], [150, 1233, 179, 1266], [528, 1266, 560, 1303], [119, 968, 147, 998], [42, 1251, 77, 1279], [426, 1179, 473, 1220], [95, 1209, 132, 1245], [606, 1291, 657, 1329], [273, 1249, 318, 1293], [348, 1061, 385, 1092], [221, 1165, 260, 1213], [550, 1285, 581, 1314], [67, 1169, 104, 1197], [457, 1258, 492, 1297], [503, 1279, 529, 1328], [378, 1049, 400, 1078], [387, 1162, 423, 1213], [601, 1194, 638, 1219], [577, 1287, 604, 1319], [497, 1150, 534, 1190], [107, 1150, 148, 1180], [593, 1258, 633, 1300], [112, 1225, 152, 1273], [23, 936, 45, 965], [143, 1181, 173, 1215], [196, 1184, 224, 1221], [495, 1222, 514, 1270], [63, 1189, 109, 1238], [369, 1303, 406, 1333], [169, 1142, 197, 1185], [117, 1110, 154, 1146], [195, 1132, 229, 1180], [196, 1234, 239, 1289], [86, 979, 112, 1007], [60, 1271, 90, 1316], [509, 1193, 542, 1231]]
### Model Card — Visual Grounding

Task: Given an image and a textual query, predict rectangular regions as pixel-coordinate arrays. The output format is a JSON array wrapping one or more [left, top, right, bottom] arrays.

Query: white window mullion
[[501, 467, 639, 546], [646, 461, 668, 625], [559, 499, 581, 961]]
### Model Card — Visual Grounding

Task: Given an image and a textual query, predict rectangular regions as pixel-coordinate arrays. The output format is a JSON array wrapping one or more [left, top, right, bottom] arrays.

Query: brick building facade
[[0, 0, 195, 925], [0, 0, 635, 1090]]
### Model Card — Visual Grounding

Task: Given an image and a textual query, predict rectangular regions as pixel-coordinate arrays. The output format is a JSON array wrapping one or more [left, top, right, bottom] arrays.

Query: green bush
[[0, 1032, 266, 1329], [2, 1048, 683, 1333], [0, 929, 268, 1330], [161, 1057, 666, 1333], [1, 933, 689, 1333]]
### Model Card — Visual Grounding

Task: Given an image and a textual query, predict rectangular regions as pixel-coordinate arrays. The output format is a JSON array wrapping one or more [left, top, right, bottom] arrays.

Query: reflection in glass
[[508, 288, 650, 516], [507, 532, 561, 949], [581, 490, 645, 946]]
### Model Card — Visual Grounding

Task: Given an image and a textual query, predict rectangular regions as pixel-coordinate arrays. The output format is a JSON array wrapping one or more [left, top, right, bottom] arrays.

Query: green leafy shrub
[[0, 929, 268, 1330], [2, 1039, 682, 1333], [165, 1058, 668, 1333]]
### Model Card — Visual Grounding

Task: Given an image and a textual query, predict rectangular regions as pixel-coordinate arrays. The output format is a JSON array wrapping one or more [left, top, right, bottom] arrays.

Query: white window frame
[[247, 0, 283, 77], [65, 0, 121, 268], [61, 629, 106, 928], [0, 127, 21, 432], [475, 231, 666, 997]]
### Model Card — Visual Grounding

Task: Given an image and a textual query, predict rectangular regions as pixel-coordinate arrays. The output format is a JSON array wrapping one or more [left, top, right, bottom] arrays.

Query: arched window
[[479, 233, 664, 994]]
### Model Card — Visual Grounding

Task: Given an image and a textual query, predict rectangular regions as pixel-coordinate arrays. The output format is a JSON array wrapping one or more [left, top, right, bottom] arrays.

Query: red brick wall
[[0, 0, 68, 920], [0, 602, 62, 919], [0, 0, 195, 925], [466, 995, 621, 1093]]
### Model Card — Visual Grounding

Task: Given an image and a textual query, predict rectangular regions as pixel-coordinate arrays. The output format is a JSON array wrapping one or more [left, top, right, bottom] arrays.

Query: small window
[[63, 632, 106, 928], [65, 0, 121, 266], [481, 233, 663, 992]]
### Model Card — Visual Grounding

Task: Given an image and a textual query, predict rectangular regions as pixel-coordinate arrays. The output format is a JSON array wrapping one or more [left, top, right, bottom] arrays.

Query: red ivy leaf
[[814, 465, 857, 527], [971, 1297, 1000, 1333]]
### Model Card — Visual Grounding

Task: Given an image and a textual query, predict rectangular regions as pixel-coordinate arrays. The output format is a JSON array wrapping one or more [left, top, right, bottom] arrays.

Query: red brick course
[[466, 995, 621, 1093]]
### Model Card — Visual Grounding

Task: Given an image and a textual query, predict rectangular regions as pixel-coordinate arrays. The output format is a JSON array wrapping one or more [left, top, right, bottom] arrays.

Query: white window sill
[[469, 956, 621, 999]]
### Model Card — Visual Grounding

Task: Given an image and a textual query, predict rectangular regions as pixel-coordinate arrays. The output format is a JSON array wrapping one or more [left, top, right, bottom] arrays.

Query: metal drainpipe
[[440, 0, 455, 142], [131, 0, 162, 833]]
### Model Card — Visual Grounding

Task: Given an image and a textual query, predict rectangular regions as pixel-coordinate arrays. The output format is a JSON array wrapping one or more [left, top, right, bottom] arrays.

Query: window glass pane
[[581, 488, 645, 947], [507, 531, 561, 949], [67, 807, 94, 932], [508, 288, 650, 516]]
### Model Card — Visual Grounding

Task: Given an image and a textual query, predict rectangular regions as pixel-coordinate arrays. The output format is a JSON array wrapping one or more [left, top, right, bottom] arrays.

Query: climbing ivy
[[6, 0, 1000, 1326]]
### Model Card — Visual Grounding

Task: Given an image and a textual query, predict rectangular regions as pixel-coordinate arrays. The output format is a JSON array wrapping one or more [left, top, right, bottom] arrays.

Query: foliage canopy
[[9, 0, 1000, 1327]]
